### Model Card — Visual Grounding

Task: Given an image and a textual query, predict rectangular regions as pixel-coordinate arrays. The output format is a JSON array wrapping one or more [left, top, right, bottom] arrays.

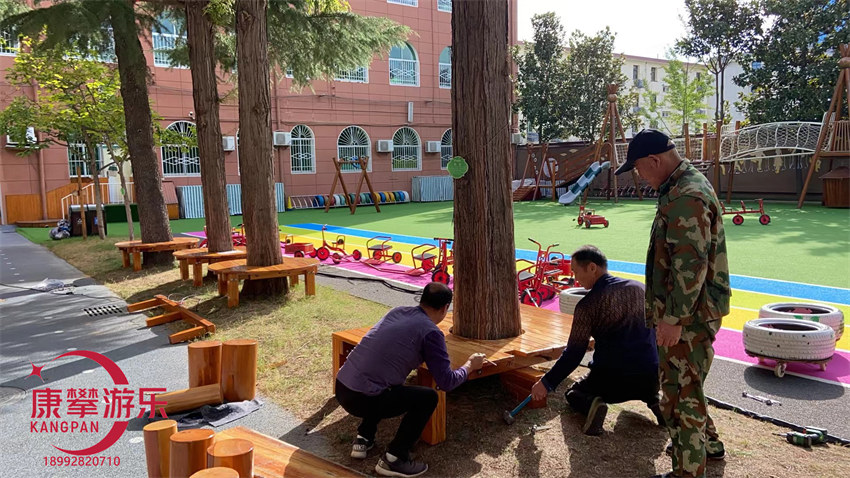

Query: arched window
[[389, 43, 419, 86], [438, 47, 451, 89], [290, 125, 315, 174], [337, 126, 371, 172], [440, 129, 452, 170], [161, 121, 199, 176], [392, 127, 420, 171], [152, 13, 188, 68], [0, 29, 19, 56]]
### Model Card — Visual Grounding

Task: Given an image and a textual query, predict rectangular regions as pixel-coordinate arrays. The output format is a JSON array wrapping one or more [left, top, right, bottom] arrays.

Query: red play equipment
[[199, 224, 247, 248], [313, 224, 363, 263], [516, 238, 575, 306], [721, 198, 770, 225], [575, 204, 609, 228], [429, 237, 454, 285], [282, 233, 316, 258], [363, 235, 403, 265]]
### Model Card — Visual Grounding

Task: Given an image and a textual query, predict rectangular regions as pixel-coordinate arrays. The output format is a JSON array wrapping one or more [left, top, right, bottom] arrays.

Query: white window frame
[[152, 14, 188, 68], [389, 43, 419, 87], [391, 127, 421, 171], [337, 126, 372, 173], [289, 125, 316, 174], [161, 121, 200, 177], [68, 143, 104, 178], [0, 29, 19, 56], [438, 47, 451, 89], [440, 129, 452, 170], [335, 66, 368, 83], [388, 0, 418, 6], [650, 67, 657, 82], [437, 0, 452, 13]]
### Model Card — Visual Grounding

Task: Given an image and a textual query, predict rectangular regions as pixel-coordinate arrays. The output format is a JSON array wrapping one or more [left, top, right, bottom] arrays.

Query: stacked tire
[[559, 288, 587, 315], [758, 302, 844, 341], [743, 318, 835, 364]]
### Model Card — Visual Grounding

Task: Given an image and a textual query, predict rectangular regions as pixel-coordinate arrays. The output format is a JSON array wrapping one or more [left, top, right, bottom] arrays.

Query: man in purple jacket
[[335, 282, 485, 478]]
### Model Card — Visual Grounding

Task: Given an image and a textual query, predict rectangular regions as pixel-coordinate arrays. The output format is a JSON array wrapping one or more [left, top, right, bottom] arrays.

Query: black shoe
[[582, 397, 608, 436], [350, 436, 375, 459], [649, 402, 665, 426], [665, 441, 726, 460], [651, 472, 681, 478], [375, 454, 428, 477]]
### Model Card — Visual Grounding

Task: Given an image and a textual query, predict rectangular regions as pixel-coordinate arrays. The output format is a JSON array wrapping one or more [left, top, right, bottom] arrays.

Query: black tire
[[392, 252, 403, 264], [294, 251, 304, 258], [332, 253, 342, 264], [733, 215, 744, 225], [432, 269, 451, 285], [520, 289, 542, 307], [317, 247, 330, 261], [352, 249, 362, 261], [759, 214, 771, 225]]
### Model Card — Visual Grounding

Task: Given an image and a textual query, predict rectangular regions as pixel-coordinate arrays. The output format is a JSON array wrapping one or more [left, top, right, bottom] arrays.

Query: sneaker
[[649, 403, 665, 426], [375, 454, 428, 477], [582, 397, 608, 436], [350, 436, 375, 459], [651, 472, 682, 478], [665, 441, 725, 460]]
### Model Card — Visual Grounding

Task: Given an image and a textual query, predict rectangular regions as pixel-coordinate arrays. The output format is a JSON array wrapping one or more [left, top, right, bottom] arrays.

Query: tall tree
[[235, 0, 286, 297], [735, 0, 850, 123], [642, 56, 713, 136], [563, 28, 628, 142], [2, 0, 174, 265], [677, 0, 761, 123], [452, 0, 520, 339], [513, 12, 569, 144]]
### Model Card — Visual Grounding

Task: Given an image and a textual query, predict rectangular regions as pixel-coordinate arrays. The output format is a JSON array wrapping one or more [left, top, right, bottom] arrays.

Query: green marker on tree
[[447, 156, 469, 179]]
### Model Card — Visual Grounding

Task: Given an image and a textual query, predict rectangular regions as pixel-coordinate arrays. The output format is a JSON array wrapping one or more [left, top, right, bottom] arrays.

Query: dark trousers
[[335, 379, 438, 459], [565, 369, 660, 416]]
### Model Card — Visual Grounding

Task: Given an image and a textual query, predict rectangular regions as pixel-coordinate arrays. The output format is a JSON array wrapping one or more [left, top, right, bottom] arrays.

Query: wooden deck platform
[[173, 247, 248, 286], [208, 257, 320, 307], [115, 237, 199, 271]]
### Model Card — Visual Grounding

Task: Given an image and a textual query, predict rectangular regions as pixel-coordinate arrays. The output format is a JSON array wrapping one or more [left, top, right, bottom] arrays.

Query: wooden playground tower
[[592, 83, 643, 203], [325, 156, 380, 214], [798, 44, 850, 208]]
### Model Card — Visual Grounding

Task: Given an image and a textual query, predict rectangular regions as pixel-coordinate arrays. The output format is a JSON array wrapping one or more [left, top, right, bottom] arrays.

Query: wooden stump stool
[[189, 340, 222, 388], [143, 419, 177, 478], [189, 467, 239, 478], [155, 384, 223, 415], [169, 428, 216, 478], [206, 438, 254, 478], [220, 339, 257, 402]]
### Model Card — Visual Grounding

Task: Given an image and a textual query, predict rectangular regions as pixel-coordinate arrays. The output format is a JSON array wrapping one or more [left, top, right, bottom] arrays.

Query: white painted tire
[[559, 287, 588, 315], [743, 318, 835, 362], [758, 302, 844, 341]]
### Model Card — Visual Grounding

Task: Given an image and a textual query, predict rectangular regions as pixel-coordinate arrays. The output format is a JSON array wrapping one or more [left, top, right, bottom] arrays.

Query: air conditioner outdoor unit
[[376, 140, 394, 152], [510, 133, 526, 145], [222, 136, 236, 151], [273, 131, 291, 147], [425, 141, 441, 153], [6, 127, 36, 148]]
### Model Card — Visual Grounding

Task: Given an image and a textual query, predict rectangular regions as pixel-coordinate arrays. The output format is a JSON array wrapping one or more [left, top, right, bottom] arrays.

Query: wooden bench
[[116, 237, 199, 271], [208, 257, 320, 308], [127, 294, 216, 344], [500, 367, 547, 409], [215, 426, 364, 477], [173, 247, 248, 286]]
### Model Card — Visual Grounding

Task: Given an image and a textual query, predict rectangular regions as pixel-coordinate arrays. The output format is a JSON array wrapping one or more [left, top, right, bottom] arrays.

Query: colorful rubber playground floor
[[186, 219, 850, 387]]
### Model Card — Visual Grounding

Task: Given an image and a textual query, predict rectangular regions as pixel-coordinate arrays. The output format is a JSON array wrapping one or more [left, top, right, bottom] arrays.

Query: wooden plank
[[5, 194, 43, 224], [178, 259, 190, 281], [127, 297, 164, 313], [146, 311, 183, 327], [169, 326, 208, 344], [416, 368, 446, 445], [216, 427, 364, 478], [227, 278, 240, 308]]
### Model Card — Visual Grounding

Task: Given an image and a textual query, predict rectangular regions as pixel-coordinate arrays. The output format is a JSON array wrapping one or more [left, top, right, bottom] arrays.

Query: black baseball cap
[[616, 129, 676, 175]]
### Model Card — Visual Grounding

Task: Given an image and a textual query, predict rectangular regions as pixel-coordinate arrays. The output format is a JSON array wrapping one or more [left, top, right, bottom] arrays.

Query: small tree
[[642, 56, 713, 136], [563, 28, 628, 142], [736, 0, 850, 123], [677, 0, 761, 123], [514, 12, 569, 144]]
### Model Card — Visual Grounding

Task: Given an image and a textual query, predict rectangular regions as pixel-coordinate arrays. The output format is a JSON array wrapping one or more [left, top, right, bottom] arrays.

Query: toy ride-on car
[[576, 205, 609, 228]]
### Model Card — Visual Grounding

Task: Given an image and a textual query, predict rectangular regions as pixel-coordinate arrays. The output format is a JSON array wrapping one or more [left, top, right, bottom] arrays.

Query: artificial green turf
[[16, 198, 850, 288]]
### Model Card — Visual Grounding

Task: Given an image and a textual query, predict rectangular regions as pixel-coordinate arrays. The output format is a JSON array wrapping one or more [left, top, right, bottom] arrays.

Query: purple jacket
[[336, 306, 468, 396]]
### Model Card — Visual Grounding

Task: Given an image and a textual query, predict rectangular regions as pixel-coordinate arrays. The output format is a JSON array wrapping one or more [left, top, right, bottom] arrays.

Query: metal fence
[[411, 176, 453, 202], [178, 183, 285, 219], [389, 58, 418, 86]]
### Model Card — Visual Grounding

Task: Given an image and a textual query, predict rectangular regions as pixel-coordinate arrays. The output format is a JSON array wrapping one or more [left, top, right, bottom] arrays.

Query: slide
[[558, 161, 611, 205]]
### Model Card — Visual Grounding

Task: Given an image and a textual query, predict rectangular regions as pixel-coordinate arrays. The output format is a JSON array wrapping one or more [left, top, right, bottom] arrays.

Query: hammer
[[503, 395, 533, 425]]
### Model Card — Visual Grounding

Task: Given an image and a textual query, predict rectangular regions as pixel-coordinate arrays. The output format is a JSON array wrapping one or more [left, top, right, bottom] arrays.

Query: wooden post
[[416, 367, 446, 445], [76, 169, 87, 240], [144, 420, 177, 478], [221, 339, 258, 402], [188, 341, 222, 388], [714, 120, 723, 193], [726, 160, 735, 204], [701, 123, 708, 161], [169, 429, 216, 478], [683, 123, 691, 160], [190, 468, 239, 478], [207, 439, 254, 478], [155, 384, 223, 414]]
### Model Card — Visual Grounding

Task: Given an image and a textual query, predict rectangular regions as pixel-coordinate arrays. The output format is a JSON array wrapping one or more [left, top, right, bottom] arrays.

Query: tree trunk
[[84, 139, 106, 239], [117, 163, 135, 240], [186, 0, 232, 254], [110, 1, 173, 265], [235, 0, 286, 298], [451, 0, 521, 340], [713, 71, 720, 122], [719, 67, 726, 123]]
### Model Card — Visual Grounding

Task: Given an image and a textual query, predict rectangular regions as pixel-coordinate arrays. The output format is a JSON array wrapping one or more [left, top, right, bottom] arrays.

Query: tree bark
[[235, 0, 286, 297], [186, 0, 232, 254], [111, 1, 173, 265], [451, 0, 521, 340], [117, 163, 135, 240]]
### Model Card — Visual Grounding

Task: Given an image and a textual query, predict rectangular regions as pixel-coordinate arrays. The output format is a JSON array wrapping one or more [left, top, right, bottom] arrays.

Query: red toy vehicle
[[363, 235, 403, 265], [576, 205, 609, 228], [282, 233, 316, 258], [429, 237, 454, 285], [721, 198, 770, 225], [516, 238, 575, 306], [313, 224, 363, 263], [199, 224, 247, 248]]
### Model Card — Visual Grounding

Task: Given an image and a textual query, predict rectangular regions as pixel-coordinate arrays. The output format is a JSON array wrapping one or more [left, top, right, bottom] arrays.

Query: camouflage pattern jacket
[[645, 160, 731, 328]]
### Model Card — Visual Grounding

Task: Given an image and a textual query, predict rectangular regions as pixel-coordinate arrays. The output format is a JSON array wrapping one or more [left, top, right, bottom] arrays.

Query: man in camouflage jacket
[[617, 129, 731, 478]]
